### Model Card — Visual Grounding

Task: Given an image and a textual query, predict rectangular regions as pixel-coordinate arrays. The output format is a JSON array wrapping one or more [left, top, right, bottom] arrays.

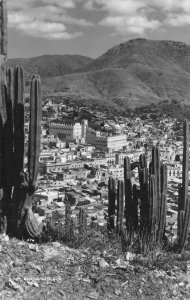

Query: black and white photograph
[[0, 0, 190, 299]]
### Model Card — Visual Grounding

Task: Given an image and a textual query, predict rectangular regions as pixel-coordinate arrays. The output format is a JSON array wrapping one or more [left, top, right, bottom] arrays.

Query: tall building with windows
[[49, 120, 88, 143], [86, 125, 127, 151]]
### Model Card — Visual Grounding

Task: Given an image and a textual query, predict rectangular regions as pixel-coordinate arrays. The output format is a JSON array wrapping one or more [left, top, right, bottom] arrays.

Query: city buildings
[[32, 98, 187, 235], [49, 119, 88, 143], [86, 126, 127, 151]]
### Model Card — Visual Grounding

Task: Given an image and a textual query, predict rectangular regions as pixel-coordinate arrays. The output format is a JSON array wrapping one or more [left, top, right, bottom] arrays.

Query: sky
[[7, 0, 190, 59]]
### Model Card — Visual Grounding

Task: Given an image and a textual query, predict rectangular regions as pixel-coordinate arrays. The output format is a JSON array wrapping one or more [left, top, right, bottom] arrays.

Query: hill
[[79, 38, 190, 73], [8, 39, 190, 110], [8, 54, 93, 78]]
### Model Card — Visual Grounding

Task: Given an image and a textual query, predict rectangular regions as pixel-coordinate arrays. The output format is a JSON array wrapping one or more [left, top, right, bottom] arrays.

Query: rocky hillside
[[8, 39, 190, 109], [0, 233, 190, 299]]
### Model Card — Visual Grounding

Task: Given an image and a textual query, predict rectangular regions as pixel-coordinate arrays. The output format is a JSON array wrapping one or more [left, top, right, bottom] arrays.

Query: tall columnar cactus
[[78, 207, 87, 235], [0, 0, 42, 239], [124, 157, 135, 230], [1, 67, 14, 229], [124, 157, 140, 232], [0, 64, 42, 237], [10, 66, 25, 233], [177, 120, 190, 252], [116, 180, 124, 234], [0, 0, 7, 56], [65, 200, 72, 237], [18, 75, 42, 236], [108, 177, 116, 231], [132, 184, 139, 230], [139, 154, 149, 224], [28, 76, 41, 188], [139, 148, 167, 242], [0, 55, 6, 232], [158, 164, 167, 241]]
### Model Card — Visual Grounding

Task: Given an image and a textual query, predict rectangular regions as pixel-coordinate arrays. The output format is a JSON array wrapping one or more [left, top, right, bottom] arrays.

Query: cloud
[[153, 0, 190, 13], [83, 0, 145, 13], [165, 13, 190, 26], [96, 0, 161, 35], [7, 0, 91, 40], [83, 0, 190, 35], [7, 0, 190, 39], [83, 0, 190, 13], [100, 15, 160, 35], [41, 0, 76, 9], [9, 12, 83, 40]]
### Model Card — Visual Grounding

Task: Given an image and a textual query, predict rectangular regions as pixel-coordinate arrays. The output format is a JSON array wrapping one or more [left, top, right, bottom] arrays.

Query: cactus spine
[[177, 120, 190, 252]]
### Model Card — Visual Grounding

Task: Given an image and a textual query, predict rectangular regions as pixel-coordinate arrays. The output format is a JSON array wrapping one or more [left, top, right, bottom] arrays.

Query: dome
[[113, 124, 121, 130], [113, 124, 122, 134]]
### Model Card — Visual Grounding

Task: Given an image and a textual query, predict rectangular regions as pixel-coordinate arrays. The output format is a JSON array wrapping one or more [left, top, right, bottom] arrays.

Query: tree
[[150, 113, 157, 120], [175, 154, 180, 162]]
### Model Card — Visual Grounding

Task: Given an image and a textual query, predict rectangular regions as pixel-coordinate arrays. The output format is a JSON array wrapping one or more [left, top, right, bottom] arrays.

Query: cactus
[[116, 180, 124, 234], [132, 184, 139, 231], [0, 67, 14, 229], [0, 1, 10, 230], [0, 0, 7, 56], [139, 154, 149, 224], [158, 164, 167, 241], [0, 1, 43, 239], [14, 65, 25, 181], [139, 148, 167, 242], [124, 157, 133, 229], [148, 174, 157, 234], [108, 146, 167, 246], [108, 124, 190, 254], [19, 76, 42, 217], [124, 157, 139, 232], [28, 76, 41, 188], [0, 55, 7, 231], [177, 120, 190, 252], [78, 207, 87, 235], [65, 200, 72, 238], [108, 177, 116, 231], [0, 63, 42, 237], [10, 66, 25, 233]]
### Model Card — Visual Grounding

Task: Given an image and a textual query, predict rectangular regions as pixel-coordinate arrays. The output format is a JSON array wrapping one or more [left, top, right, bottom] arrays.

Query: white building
[[86, 124, 127, 151], [49, 119, 88, 143]]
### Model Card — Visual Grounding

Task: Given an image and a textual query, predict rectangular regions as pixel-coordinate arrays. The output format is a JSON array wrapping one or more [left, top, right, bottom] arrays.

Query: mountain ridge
[[8, 38, 190, 110], [8, 54, 93, 78]]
